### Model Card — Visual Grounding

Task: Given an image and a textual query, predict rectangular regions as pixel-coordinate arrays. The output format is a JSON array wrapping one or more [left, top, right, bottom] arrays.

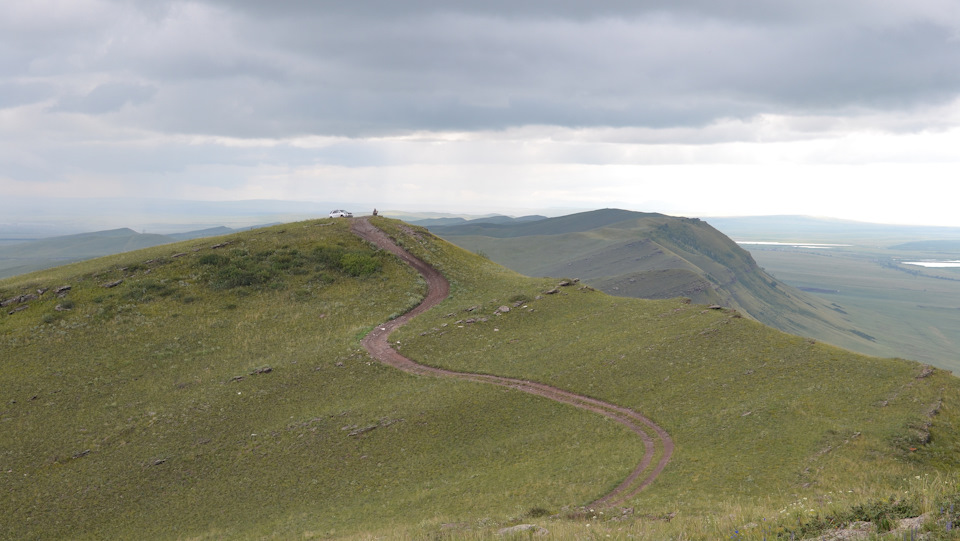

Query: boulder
[[497, 524, 548, 536]]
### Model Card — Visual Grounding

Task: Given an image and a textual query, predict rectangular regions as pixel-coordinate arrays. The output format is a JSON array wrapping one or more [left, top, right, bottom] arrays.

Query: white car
[[328, 209, 353, 218]]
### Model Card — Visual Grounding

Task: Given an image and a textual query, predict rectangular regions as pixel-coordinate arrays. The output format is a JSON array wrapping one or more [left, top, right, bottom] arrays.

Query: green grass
[[375, 217, 960, 538], [4, 217, 960, 539], [0, 219, 641, 539]]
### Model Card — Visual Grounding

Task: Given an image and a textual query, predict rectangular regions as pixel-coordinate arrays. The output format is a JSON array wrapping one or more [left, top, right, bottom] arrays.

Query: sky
[[3, 1, 960, 226]]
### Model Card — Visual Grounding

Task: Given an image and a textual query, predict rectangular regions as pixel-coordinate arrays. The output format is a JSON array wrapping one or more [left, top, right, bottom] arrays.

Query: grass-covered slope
[[429, 209, 881, 356], [375, 218, 960, 539], [0, 220, 641, 540], [5, 217, 960, 539]]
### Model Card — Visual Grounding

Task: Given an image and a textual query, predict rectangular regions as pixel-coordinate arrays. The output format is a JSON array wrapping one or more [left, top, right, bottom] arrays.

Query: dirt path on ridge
[[351, 217, 674, 507]]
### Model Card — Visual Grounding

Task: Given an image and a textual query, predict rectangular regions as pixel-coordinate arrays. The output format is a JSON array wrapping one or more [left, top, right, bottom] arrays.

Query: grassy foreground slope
[[374, 218, 960, 539], [0, 220, 641, 540], [5, 217, 960, 539]]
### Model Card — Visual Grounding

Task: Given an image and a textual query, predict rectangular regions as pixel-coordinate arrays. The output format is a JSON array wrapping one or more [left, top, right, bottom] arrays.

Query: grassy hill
[[3, 217, 960, 539], [428, 209, 881, 356]]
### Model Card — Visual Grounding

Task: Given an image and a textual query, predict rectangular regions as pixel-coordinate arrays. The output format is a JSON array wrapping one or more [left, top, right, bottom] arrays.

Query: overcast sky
[[4, 0, 960, 226]]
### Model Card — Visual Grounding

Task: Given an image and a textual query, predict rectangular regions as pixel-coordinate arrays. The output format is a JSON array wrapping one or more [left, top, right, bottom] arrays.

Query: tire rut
[[351, 217, 673, 507]]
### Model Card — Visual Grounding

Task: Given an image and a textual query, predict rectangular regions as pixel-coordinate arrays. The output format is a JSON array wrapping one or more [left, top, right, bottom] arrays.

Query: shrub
[[339, 253, 382, 277], [198, 254, 231, 267], [312, 246, 346, 268]]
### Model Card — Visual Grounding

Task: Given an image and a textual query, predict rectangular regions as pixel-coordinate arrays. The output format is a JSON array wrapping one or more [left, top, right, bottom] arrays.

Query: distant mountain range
[[0, 225, 264, 279], [425, 209, 880, 352]]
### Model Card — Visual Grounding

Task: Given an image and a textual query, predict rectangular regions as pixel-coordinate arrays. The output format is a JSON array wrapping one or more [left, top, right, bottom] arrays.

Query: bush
[[339, 253, 382, 277], [198, 254, 231, 267], [312, 246, 346, 268]]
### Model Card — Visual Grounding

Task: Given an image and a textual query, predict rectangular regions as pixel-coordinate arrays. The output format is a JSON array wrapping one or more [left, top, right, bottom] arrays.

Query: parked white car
[[328, 209, 353, 218]]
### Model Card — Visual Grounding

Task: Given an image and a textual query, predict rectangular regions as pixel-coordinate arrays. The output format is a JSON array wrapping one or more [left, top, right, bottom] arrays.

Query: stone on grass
[[497, 524, 548, 536]]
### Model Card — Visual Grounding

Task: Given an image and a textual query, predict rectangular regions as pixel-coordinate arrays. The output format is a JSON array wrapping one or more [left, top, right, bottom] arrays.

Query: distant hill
[[428, 209, 879, 351], [167, 226, 236, 241], [409, 214, 546, 228], [708, 215, 960, 243], [889, 240, 960, 252], [0, 226, 252, 279]]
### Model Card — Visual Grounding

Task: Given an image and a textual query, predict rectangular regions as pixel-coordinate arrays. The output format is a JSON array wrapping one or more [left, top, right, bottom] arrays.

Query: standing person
[[372, 208, 378, 216]]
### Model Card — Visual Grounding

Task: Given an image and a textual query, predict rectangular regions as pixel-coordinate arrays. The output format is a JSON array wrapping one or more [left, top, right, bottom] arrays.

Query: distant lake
[[903, 260, 960, 268], [737, 241, 852, 249]]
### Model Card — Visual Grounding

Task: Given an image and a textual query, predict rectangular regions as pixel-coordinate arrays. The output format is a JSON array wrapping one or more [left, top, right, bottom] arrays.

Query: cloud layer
[[3, 1, 960, 224]]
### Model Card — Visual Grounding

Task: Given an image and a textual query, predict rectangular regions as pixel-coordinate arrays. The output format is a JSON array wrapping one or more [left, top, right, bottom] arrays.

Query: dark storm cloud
[[7, 0, 960, 138]]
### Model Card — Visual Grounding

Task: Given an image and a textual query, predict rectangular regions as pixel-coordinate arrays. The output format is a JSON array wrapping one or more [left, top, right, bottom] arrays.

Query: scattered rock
[[72, 449, 91, 459], [544, 288, 559, 295], [807, 521, 873, 540], [37, 288, 49, 295], [171, 252, 187, 258], [211, 242, 232, 249], [497, 524, 548, 536], [8, 305, 28, 315], [152, 458, 167, 466], [896, 514, 928, 532], [497, 305, 510, 313], [54, 304, 71, 312], [229, 376, 244, 382], [708, 304, 723, 310], [348, 425, 378, 437], [916, 365, 935, 379], [3, 294, 38, 307], [250, 366, 273, 375], [102, 279, 123, 288]]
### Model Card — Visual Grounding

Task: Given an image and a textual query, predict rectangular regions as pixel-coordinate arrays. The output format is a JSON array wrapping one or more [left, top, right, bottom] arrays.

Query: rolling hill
[[427, 209, 883, 356], [3, 217, 960, 539], [0, 226, 255, 279]]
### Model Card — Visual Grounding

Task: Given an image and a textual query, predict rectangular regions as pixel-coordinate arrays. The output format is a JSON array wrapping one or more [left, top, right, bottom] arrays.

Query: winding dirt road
[[352, 217, 673, 507]]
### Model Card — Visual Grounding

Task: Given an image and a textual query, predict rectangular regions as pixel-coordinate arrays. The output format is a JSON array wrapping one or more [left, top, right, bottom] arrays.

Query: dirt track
[[352, 217, 673, 507]]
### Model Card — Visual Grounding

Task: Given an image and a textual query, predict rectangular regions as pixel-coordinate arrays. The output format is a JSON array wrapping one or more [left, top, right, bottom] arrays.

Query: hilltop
[[427, 208, 879, 354], [2, 217, 960, 539]]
